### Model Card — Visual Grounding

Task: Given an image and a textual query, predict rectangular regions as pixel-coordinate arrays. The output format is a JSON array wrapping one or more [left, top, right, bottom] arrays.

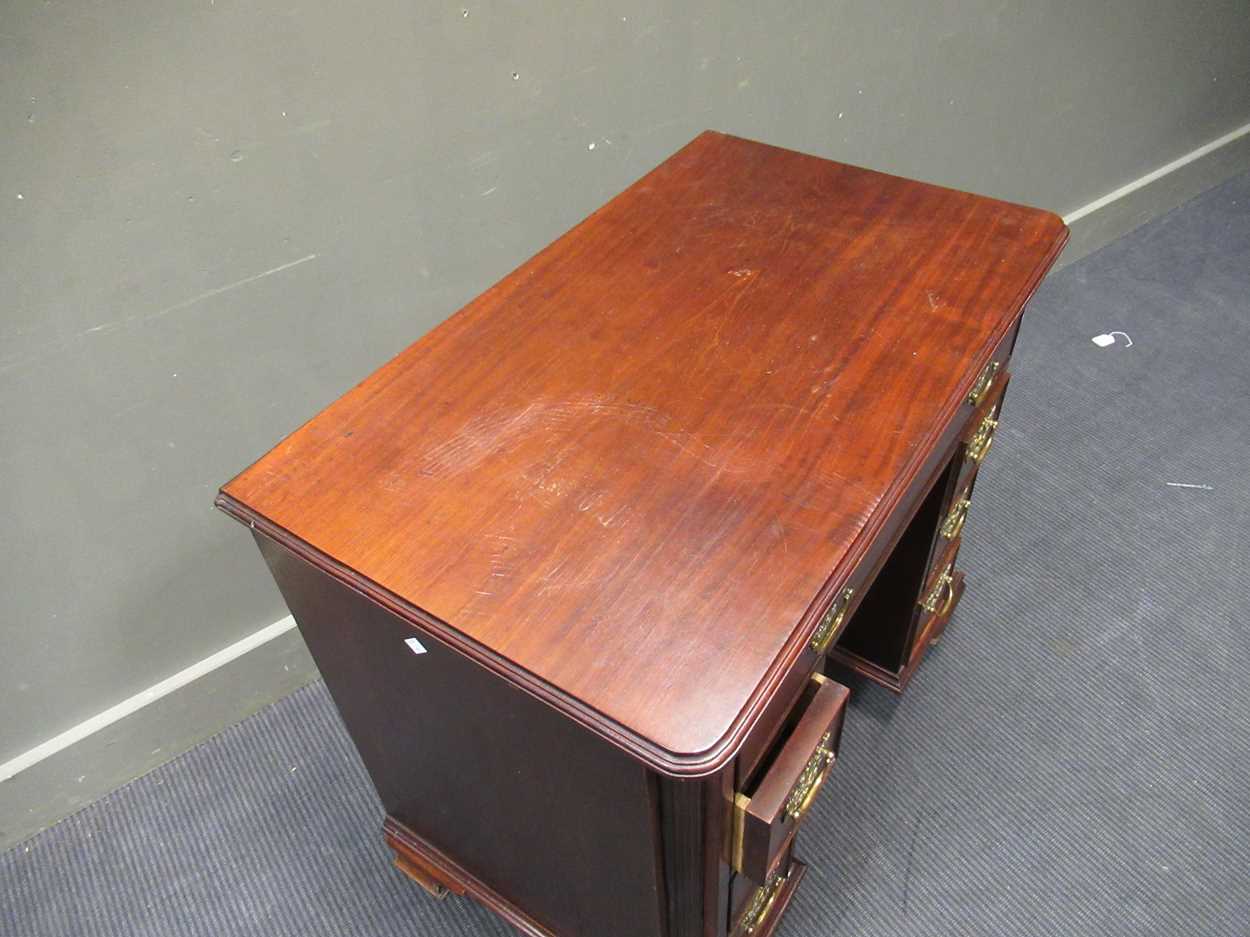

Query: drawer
[[918, 550, 960, 621], [912, 568, 965, 657], [937, 478, 973, 543], [731, 673, 849, 883], [958, 369, 1010, 473], [964, 358, 1002, 411], [729, 851, 807, 937], [964, 406, 1000, 468], [961, 316, 1017, 418], [729, 842, 791, 935]]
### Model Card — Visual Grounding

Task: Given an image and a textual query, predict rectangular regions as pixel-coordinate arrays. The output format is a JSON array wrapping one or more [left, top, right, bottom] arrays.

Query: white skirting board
[[0, 618, 317, 852], [1062, 120, 1250, 226], [1055, 119, 1250, 264], [0, 617, 298, 784]]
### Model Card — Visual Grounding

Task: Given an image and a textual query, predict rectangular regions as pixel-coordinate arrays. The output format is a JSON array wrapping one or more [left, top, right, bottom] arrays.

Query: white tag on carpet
[[1092, 330, 1133, 347]]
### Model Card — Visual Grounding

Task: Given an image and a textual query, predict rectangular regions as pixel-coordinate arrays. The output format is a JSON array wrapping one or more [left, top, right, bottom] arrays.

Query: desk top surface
[[219, 132, 1066, 775]]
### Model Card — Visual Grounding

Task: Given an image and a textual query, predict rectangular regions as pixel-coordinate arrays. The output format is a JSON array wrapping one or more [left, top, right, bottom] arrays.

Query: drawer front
[[729, 845, 792, 936], [732, 674, 849, 883], [919, 551, 960, 620], [729, 843, 789, 935], [938, 480, 973, 542], [959, 369, 1010, 467], [965, 406, 1000, 466], [963, 318, 1018, 414], [912, 569, 965, 657]]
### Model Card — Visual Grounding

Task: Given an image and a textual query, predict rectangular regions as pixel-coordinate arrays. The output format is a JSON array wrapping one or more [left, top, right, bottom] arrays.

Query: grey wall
[[3, 0, 1249, 837]]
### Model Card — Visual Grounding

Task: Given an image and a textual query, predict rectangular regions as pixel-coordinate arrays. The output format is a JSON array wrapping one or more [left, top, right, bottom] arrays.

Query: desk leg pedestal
[[831, 360, 1012, 693], [384, 818, 562, 937], [385, 819, 459, 900]]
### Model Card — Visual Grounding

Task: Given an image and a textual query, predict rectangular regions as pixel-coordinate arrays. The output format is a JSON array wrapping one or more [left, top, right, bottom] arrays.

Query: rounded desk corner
[[637, 706, 764, 780]]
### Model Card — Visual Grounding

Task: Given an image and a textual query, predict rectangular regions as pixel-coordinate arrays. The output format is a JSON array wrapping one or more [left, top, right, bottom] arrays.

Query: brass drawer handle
[[784, 731, 835, 821], [940, 494, 971, 540], [809, 587, 854, 654], [967, 360, 999, 407], [738, 868, 789, 935], [966, 411, 998, 464], [920, 562, 956, 615]]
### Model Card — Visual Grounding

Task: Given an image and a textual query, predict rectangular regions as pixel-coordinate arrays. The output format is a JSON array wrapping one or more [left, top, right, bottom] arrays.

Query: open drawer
[[731, 673, 849, 883]]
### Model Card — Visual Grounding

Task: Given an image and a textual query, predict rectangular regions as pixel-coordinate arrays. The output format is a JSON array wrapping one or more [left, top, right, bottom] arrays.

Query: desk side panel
[[254, 533, 665, 937]]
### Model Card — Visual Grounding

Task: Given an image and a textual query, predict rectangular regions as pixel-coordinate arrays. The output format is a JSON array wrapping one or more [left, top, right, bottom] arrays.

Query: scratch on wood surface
[[378, 471, 408, 493], [652, 429, 714, 463], [701, 268, 764, 359], [415, 393, 755, 502], [770, 518, 789, 553], [418, 394, 669, 478], [772, 211, 800, 259], [535, 559, 609, 596], [575, 490, 606, 514], [594, 502, 631, 529], [418, 396, 602, 476], [481, 532, 520, 585]]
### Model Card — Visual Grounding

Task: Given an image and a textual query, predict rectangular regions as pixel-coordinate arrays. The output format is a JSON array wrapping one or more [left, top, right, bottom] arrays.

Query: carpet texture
[[4, 173, 1248, 937]]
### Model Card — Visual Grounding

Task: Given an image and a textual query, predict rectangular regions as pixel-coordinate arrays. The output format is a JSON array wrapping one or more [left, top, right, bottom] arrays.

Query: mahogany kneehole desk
[[216, 131, 1067, 937]]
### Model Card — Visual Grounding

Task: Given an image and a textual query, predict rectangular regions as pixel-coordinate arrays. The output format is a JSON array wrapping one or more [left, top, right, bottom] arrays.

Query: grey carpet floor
[[4, 173, 1249, 937]]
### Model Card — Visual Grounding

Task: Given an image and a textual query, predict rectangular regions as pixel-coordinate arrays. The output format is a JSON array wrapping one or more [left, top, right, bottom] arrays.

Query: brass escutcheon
[[784, 731, 836, 821], [810, 587, 854, 654], [967, 360, 999, 407], [967, 411, 998, 464], [920, 562, 956, 616], [940, 494, 972, 540], [738, 868, 789, 935]]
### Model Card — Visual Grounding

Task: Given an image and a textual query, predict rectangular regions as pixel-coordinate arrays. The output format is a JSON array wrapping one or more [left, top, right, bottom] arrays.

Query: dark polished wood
[[255, 534, 666, 937], [217, 133, 1066, 937], [217, 129, 1066, 778]]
